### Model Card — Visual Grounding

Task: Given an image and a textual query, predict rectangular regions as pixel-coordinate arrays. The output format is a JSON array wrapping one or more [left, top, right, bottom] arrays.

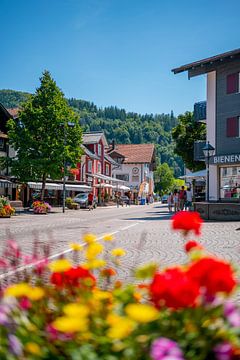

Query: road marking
[[0, 222, 140, 280]]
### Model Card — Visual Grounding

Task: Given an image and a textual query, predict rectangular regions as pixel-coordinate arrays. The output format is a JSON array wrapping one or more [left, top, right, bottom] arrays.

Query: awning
[[94, 183, 114, 188], [113, 185, 130, 191], [27, 182, 61, 190], [179, 169, 206, 179], [27, 182, 92, 192], [86, 173, 125, 183], [64, 184, 92, 192], [0, 179, 17, 188]]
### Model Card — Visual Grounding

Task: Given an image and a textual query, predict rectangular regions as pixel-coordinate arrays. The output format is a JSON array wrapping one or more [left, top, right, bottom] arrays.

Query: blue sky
[[1, 0, 240, 115]]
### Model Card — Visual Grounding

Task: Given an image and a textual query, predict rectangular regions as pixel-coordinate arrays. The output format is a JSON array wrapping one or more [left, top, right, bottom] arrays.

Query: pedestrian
[[185, 187, 193, 211], [88, 192, 94, 211], [146, 194, 150, 205], [173, 190, 179, 213], [179, 186, 187, 211], [167, 192, 173, 213]]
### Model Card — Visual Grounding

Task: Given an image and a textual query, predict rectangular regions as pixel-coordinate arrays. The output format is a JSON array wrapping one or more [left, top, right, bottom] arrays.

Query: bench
[[10, 200, 25, 215]]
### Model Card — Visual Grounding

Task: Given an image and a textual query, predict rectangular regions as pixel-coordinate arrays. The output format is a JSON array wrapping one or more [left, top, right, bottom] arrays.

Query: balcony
[[194, 101, 206, 122], [194, 140, 206, 161]]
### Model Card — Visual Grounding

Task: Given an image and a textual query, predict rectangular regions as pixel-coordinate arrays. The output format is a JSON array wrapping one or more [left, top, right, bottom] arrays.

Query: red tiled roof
[[114, 144, 155, 164], [6, 108, 19, 118]]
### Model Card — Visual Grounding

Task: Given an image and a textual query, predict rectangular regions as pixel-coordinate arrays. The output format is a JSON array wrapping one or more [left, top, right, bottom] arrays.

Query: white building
[[108, 144, 156, 198]]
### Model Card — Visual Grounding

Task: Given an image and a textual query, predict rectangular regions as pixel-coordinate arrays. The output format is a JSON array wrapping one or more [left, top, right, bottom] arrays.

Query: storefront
[[211, 154, 240, 202]]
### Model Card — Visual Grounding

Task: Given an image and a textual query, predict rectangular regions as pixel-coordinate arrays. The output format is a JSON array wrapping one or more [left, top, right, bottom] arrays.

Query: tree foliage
[[172, 111, 206, 172], [154, 163, 175, 194], [6, 71, 83, 199]]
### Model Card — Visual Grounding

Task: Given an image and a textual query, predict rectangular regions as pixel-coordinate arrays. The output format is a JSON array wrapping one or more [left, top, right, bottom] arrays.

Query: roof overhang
[[172, 48, 240, 78]]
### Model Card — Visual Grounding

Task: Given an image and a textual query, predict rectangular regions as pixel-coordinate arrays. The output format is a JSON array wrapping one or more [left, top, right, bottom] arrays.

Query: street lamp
[[202, 141, 215, 203], [62, 121, 75, 213]]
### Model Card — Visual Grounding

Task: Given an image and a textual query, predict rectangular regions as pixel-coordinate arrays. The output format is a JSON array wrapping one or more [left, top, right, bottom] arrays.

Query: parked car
[[120, 195, 130, 206], [161, 194, 168, 204], [73, 193, 98, 209]]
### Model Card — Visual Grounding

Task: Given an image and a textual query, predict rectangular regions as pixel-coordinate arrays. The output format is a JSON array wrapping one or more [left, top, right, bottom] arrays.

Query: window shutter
[[227, 73, 239, 94], [226, 117, 239, 137]]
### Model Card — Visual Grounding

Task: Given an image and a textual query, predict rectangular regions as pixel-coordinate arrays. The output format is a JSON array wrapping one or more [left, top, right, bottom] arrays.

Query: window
[[88, 160, 92, 173], [105, 163, 110, 176], [226, 117, 239, 137], [227, 73, 239, 94], [132, 175, 139, 182], [98, 144, 102, 156], [220, 166, 240, 200], [97, 162, 101, 173], [115, 157, 123, 164], [116, 174, 129, 181]]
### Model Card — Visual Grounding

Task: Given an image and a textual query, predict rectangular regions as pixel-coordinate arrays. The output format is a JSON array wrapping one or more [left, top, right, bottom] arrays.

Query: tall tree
[[172, 111, 206, 171], [6, 71, 83, 199], [154, 163, 175, 194]]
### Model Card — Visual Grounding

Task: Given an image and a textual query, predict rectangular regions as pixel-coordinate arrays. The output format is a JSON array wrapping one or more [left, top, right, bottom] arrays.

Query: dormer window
[[98, 144, 102, 156]]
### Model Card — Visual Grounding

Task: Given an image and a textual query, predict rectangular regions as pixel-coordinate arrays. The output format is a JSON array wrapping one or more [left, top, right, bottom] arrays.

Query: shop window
[[220, 166, 240, 200], [116, 174, 129, 181], [226, 117, 239, 137], [227, 73, 239, 94]]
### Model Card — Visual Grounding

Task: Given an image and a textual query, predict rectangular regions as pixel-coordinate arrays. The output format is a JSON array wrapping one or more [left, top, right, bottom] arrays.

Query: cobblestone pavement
[[0, 204, 240, 298]]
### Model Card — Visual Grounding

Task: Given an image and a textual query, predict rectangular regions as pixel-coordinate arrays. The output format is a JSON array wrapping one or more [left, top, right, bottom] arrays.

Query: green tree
[[154, 163, 175, 195], [6, 71, 83, 200], [172, 111, 206, 171]]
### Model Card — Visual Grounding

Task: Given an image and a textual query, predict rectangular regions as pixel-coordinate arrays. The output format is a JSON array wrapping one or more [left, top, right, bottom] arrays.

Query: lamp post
[[202, 141, 215, 203], [62, 121, 75, 213]]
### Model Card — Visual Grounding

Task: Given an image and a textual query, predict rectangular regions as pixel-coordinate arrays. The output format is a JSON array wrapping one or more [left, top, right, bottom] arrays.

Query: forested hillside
[[0, 89, 184, 176]]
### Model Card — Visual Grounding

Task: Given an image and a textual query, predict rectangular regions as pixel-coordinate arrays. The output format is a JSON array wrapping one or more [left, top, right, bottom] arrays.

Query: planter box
[[0, 215, 11, 218]]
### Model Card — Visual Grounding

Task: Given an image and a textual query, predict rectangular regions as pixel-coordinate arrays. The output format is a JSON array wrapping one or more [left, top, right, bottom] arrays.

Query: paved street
[[1, 203, 240, 286]]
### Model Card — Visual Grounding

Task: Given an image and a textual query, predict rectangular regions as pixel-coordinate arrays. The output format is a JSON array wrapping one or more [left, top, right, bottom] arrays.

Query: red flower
[[187, 257, 237, 296], [69, 168, 79, 176], [172, 211, 203, 236], [185, 240, 203, 253], [50, 266, 96, 288], [150, 267, 200, 310]]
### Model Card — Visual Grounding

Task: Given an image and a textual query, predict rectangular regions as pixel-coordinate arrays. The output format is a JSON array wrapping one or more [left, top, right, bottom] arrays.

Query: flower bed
[[0, 212, 240, 359], [32, 201, 52, 214], [0, 196, 15, 217]]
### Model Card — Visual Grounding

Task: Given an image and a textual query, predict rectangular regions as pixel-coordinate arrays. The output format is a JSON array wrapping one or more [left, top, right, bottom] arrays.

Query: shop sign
[[211, 154, 240, 165]]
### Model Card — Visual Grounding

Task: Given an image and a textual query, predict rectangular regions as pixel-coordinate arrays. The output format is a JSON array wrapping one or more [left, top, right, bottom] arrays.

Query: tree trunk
[[41, 173, 47, 201]]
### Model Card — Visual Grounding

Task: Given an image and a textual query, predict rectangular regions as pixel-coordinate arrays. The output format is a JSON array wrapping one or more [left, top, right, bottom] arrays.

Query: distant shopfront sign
[[211, 154, 240, 165]]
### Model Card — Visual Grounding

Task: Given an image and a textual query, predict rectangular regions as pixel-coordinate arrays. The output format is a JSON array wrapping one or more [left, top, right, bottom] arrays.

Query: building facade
[[108, 143, 156, 198], [173, 48, 240, 203]]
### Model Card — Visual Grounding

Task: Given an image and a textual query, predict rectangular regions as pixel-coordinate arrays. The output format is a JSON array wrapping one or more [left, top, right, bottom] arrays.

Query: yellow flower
[[83, 259, 106, 269], [70, 243, 83, 251], [125, 304, 159, 323], [107, 316, 135, 339], [28, 287, 45, 301], [86, 242, 104, 260], [103, 234, 114, 242], [92, 290, 112, 301], [63, 303, 90, 317], [111, 248, 126, 257], [52, 316, 88, 333], [48, 259, 72, 273], [83, 233, 97, 244], [25, 342, 42, 356], [5, 283, 31, 298]]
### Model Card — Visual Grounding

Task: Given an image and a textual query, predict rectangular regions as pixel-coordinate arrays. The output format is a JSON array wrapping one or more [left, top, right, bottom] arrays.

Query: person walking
[[185, 187, 193, 211], [173, 190, 179, 213], [179, 186, 187, 211], [167, 192, 173, 213], [88, 192, 94, 211]]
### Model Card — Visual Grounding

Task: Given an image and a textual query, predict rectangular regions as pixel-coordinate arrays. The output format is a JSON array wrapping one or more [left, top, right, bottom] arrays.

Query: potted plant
[[0, 196, 15, 218], [32, 201, 51, 214], [66, 197, 79, 210]]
